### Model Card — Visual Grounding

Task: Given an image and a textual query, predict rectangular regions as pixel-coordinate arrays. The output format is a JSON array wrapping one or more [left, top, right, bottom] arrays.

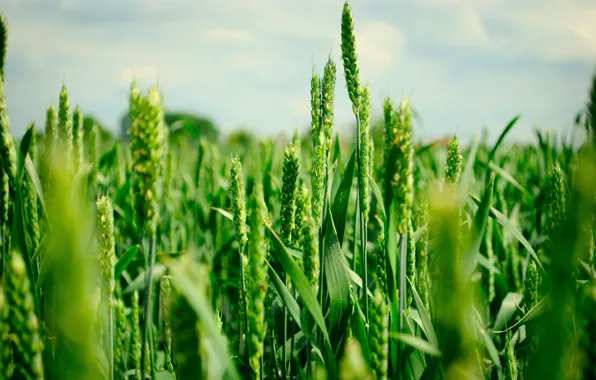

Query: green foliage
[[164, 111, 219, 143], [369, 289, 388, 379], [0, 3, 596, 380], [340, 2, 361, 114], [246, 184, 268, 378], [121, 110, 219, 143], [4, 250, 44, 380], [128, 84, 167, 236], [57, 84, 74, 171], [0, 13, 7, 80], [227, 129, 257, 151], [72, 106, 85, 173], [0, 74, 16, 183], [280, 141, 300, 243], [445, 136, 462, 185]]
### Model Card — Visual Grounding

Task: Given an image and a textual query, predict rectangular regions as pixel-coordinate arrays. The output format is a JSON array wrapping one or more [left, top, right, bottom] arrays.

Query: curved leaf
[[493, 295, 551, 334], [266, 225, 336, 375], [457, 135, 480, 204], [323, 210, 351, 329], [488, 115, 520, 164], [492, 292, 523, 332], [331, 147, 356, 245], [115, 245, 140, 279], [349, 289, 371, 365], [391, 333, 441, 357], [470, 194, 544, 272], [463, 174, 495, 278], [167, 260, 241, 380], [269, 262, 302, 332], [368, 173, 385, 222], [488, 161, 532, 202], [408, 277, 438, 348]]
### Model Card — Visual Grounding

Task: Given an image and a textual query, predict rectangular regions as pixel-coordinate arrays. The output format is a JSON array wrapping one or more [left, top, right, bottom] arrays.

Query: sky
[[2, 0, 596, 144]]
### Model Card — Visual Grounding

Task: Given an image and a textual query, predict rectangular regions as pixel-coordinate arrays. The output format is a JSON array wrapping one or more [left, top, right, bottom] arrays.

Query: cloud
[[287, 96, 310, 118], [516, 6, 596, 62], [353, 21, 405, 73], [474, 0, 596, 62], [1, 0, 594, 143], [203, 27, 252, 42], [386, 0, 595, 65], [379, 1, 488, 55], [119, 65, 159, 85]]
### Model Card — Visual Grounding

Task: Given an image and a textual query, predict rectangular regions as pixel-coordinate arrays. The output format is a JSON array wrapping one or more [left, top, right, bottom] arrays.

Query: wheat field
[[1, 3, 596, 380]]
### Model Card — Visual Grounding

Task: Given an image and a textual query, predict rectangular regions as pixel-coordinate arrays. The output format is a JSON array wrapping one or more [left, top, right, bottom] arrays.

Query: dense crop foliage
[[1, 4, 596, 380]]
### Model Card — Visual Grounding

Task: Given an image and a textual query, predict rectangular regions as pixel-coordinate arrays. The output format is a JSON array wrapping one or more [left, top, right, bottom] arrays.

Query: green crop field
[[1, 3, 596, 380]]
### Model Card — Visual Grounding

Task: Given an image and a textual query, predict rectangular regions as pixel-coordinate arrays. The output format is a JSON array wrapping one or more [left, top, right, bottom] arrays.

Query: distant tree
[[119, 113, 129, 140], [165, 112, 219, 143], [120, 110, 219, 144], [84, 115, 114, 141], [227, 129, 257, 150]]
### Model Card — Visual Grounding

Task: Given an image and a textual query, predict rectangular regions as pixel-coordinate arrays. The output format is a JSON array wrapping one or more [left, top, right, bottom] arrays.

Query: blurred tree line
[[32, 107, 400, 160]]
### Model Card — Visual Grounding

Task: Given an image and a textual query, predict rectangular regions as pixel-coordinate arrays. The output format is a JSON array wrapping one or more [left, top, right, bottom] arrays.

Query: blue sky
[[2, 0, 596, 144]]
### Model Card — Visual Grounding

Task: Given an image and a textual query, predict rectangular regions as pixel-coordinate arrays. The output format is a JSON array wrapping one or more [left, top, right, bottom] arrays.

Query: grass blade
[[457, 135, 481, 204], [470, 194, 544, 271], [408, 277, 438, 348], [212, 207, 234, 223], [488, 161, 532, 201], [463, 174, 495, 278], [368, 173, 385, 222], [16, 123, 34, 185], [114, 244, 140, 279], [323, 211, 351, 329], [269, 261, 303, 332], [492, 292, 523, 332], [488, 115, 520, 164], [266, 225, 336, 376], [492, 295, 551, 333], [331, 147, 356, 245], [391, 333, 441, 357], [476, 318, 501, 370], [167, 259, 241, 380], [350, 289, 372, 365]]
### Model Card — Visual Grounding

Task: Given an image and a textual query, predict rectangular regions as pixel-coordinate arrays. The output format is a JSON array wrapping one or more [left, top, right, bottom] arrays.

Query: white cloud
[[287, 96, 310, 118], [203, 27, 252, 42], [522, 6, 596, 62], [206, 0, 342, 40], [474, 0, 596, 62], [403, 2, 489, 48], [458, 5, 489, 44], [119, 65, 159, 85], [2, 0, 594, 143], [391, 0, 594, 63], [354, 21, 405, 73]]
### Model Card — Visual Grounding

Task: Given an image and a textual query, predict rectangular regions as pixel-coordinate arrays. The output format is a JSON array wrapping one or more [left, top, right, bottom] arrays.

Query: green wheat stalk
[[97, 195, 116, 380]]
